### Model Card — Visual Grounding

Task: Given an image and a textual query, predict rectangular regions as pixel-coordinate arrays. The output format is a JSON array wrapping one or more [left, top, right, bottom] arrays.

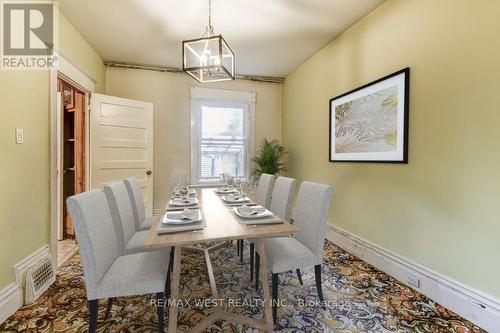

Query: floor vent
[[24, 257, 55, 304]]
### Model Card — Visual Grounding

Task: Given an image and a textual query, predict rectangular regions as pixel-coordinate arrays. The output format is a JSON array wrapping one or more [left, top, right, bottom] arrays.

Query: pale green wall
[[283, 0, 500, 298], [0, 11, 105, 290], [59, 13, 106, 93], [0, 70, 50, 289]]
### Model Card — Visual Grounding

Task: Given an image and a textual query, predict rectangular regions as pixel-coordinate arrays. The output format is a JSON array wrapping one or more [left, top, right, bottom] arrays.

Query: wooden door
[[59, 79, 86, 238], [90, 94, 154, 216]]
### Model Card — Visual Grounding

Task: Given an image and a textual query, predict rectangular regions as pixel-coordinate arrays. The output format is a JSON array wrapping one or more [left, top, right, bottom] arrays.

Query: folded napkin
[[217, 187, 234, 192], [227, 193, 244, 200], [166, 209, 198, 221], [172, 189, 196, 197], [172, 197, 196, 205], [237, 205, 266, 216]]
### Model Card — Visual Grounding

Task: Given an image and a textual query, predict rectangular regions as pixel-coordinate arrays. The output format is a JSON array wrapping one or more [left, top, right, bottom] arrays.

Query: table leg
[[256, 238, 274, 331], [168, 246, 182, 333], [203, 249, 219, 298]]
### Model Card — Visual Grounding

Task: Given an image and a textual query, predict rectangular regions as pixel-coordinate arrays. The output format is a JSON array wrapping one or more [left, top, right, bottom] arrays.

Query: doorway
[[56, 78, 87, 266]]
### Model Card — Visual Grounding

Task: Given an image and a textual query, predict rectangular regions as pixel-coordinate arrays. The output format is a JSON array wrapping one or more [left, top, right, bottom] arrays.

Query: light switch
[[16, 128, 24, 144]]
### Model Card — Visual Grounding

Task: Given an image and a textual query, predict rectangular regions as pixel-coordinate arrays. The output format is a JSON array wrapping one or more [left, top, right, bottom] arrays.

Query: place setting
[[215, 173, 240, 195], [221, 192, 251, 205], [232, 204, 282, 225], [156, 208, 206, 234], [166, 196, 199, 211], [216, 175, 254, 207], [166, 175, 199, 211]]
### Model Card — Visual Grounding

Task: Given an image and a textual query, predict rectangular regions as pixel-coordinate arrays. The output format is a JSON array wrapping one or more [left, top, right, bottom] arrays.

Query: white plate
[[162, 209, 202, 225], [233, 207, 273, 219], [169, 197, 199, 207], [222, 195, 249, 203], [215, 187, 238, 194]]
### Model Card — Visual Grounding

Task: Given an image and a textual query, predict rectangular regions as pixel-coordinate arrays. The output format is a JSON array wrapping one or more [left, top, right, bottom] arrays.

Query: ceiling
[[59, 0, 384, 77]]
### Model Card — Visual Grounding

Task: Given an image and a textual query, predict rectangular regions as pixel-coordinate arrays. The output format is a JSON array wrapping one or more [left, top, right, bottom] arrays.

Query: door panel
[[90, 94, 153, 215]]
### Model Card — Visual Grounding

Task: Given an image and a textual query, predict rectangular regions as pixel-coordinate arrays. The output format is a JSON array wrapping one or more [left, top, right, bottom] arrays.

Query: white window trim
[[191, 87, 256, 185]]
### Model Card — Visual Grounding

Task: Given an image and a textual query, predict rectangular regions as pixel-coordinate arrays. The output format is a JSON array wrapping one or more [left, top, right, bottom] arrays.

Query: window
[[191, 88, 255, 184]]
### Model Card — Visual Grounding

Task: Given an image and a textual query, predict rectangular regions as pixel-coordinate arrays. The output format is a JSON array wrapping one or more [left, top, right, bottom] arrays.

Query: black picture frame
[[329, 67, 410, 163]]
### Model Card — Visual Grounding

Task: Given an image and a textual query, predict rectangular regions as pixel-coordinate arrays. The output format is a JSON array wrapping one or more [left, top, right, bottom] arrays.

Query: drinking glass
[[234, 176, 242, 193], [239, 180, 247, 197], [249, 179, 258, 198]]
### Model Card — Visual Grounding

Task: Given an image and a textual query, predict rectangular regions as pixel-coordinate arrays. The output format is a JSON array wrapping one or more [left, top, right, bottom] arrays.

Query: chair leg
[[314, 264, 324, 303], [296, 269, 303, 285], [156, 292, 165, 333], [104, 297, 114, 319], [236, 240, 240, 255], [165, 265, 171, 298], [254, 252, 260, 291], [240, 240, 244, 263], [249, 243, 255, 281], [88, 299, 98, 333], [272, 273, 279, 324], [169, 248, 175, 273]]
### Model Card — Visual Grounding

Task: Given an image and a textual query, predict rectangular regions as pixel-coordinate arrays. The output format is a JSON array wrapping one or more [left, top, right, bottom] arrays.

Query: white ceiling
[[59, 0, 384, 77]]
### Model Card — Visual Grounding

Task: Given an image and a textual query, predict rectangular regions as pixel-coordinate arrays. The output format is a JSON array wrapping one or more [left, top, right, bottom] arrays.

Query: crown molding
[[104, 61, 284, 84]]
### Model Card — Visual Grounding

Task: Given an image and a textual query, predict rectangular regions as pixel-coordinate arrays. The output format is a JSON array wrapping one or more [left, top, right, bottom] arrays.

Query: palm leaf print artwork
[[335, 85, 398, 153], [329, 68, 409, 163]]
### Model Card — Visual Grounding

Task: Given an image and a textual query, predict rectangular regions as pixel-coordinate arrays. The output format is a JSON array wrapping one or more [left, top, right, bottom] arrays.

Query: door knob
[[146, 170, 152, 176]]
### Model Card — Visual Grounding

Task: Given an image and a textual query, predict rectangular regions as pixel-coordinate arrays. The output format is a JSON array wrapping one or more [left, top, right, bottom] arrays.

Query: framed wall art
[[329, 68, 410, 163]]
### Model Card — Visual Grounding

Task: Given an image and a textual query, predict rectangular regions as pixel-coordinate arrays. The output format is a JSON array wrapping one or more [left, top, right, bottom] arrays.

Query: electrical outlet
[[15, 128, 24, 144], [406, 275, 420, 288]]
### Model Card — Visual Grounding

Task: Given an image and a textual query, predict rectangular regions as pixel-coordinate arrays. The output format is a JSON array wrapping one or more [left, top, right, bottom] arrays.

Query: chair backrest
[[104, 181, 137, 250], [124, 177, 146, 230], [66, 189, 121, 300], [254, 173, 275, 209], [269, 176, 296, 221], [294, 181, 333, 259]]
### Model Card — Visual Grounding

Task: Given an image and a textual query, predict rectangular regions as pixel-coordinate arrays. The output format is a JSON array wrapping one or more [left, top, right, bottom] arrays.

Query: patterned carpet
[[0, 241, 484, 332]]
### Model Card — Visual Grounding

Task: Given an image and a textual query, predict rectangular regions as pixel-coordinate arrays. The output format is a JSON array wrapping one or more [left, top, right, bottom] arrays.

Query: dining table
[[144, 187, 298, 332]]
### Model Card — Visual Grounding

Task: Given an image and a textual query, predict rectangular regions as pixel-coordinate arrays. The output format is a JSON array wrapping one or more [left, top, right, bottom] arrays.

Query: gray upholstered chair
[[66, 189, 170, 333], [249, 176, 296, 280], [254, 173, 275, 208], [104, 181, 155, 255], [237, 173, 275, 261], [255, 181, 333, 323], [124, 177, 154, 231]]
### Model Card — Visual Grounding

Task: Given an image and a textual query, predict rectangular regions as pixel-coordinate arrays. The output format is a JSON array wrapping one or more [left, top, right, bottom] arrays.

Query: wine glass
[[248, 178, 258, 199], [227, 175, 235, 189], [179, 174, 189, 196], [170, 175, 181, 197], [234, 176, 242, 194]]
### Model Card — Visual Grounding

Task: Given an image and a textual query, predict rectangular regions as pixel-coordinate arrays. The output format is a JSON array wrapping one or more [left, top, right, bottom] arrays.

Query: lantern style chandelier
[[182, 0, 235, 83]]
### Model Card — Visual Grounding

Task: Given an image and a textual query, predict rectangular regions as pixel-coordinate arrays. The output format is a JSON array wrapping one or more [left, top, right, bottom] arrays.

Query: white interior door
[[90, 93, 154, 215]]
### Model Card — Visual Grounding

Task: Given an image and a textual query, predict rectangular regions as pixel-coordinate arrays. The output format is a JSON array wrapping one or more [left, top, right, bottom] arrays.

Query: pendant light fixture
[[182, 0, 235, 83]]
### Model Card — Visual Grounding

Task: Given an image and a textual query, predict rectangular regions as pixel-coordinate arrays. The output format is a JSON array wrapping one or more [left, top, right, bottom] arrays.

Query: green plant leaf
[[251, 138, 288, 176]]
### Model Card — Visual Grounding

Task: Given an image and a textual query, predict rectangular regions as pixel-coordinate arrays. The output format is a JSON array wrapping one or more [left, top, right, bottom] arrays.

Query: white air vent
[[24, 257, 55, 304]]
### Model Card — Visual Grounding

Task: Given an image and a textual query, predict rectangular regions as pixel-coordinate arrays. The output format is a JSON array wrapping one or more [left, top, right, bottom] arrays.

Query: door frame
[[49, 48, 96, 267]]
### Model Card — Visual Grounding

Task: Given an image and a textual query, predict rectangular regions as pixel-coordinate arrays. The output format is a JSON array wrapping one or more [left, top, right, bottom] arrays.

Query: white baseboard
[[0, 284, 23, 324], [326, 225, 500, 332], [0, 245, 52, 325]]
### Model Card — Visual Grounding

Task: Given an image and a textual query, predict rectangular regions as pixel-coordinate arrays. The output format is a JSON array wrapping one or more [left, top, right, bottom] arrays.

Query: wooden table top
[[143, 188, 297, 249]]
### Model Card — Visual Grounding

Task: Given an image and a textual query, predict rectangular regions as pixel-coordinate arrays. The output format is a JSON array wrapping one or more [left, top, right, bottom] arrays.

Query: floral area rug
[[0, 241, 484, 332]]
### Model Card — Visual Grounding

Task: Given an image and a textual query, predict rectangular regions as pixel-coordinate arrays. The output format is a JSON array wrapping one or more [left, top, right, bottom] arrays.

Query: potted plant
[[251, 139, 287, 176]]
